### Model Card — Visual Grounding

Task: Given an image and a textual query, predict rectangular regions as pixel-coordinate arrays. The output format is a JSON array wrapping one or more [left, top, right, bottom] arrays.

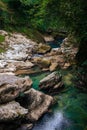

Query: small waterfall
[[32, 111, 70, 130]]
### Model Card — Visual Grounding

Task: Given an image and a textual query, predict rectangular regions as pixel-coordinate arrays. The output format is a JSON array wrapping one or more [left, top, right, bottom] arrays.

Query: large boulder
[[0, 101, 28, 122], [22, 88, 53, 122], [39, 72, 64, 95], [0, 75, 32, 103]]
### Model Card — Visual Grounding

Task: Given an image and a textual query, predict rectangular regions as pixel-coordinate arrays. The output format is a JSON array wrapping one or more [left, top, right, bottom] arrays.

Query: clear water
[[47, 38, 63, 48], [30, 69, 87, 130]]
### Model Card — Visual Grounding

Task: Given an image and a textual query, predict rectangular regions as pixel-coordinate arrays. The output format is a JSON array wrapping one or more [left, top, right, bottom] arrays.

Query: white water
[[32, 111, 70, 130]]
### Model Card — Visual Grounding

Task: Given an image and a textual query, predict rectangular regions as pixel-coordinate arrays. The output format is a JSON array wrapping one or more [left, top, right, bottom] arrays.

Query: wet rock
[[0, 75, 32, 103], [39, 72, 64, 94], [0, 101, 28, 122], [24, 88, 53, 122]]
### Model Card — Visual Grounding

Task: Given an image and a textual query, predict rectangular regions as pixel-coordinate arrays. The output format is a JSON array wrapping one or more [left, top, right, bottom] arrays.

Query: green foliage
[[0, 0, 87, 46], [0, 35, 5, 42], [0, 1, 8, 11], [59, 0, 87, 42], [0, 34, 5, 53]]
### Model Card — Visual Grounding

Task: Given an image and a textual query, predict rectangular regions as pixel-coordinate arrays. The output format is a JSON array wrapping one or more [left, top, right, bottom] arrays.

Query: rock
[[0, 60, 7, 69], [15, 69, 36, 75], [61, 37, 78, 62], [35, 43, 51, 54], [33, 57, 51, 68], [0, 30, 8, 36], [50, 63, 58, 71], [0, 33, 37, 61], [39, 72, 64, 94], [51, 48, 62, 55], [17, 123, 33, 130], [0, 72, 15, 75], [0, 101, 28, 122], [0, 75, 32, 103], [62, 62, 71, 69], [9, 61, 34, 74], [13, 61, 34, 70], [44, 35, 54, 42], [0, 60, 34, 75], [24, 88, 53, 122]]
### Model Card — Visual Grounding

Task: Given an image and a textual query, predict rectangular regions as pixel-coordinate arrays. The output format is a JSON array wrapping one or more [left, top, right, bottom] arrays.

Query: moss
[[0, 35, 5, 42], [0, 35, 5, 53], [63, 73, 73, 86], [0, 48, 5, 53]]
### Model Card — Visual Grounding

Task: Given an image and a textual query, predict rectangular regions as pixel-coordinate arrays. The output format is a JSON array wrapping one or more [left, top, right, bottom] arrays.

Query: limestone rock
[[0, 30, 8, 36], [50, 63, 58, 71], [35, 43, 51, 54], [33, 57, 51, 68], [39, 72, 64, 94], [0, 101, 28, 122], [24, 88, 53, 122], [0, 75, 32, 103]]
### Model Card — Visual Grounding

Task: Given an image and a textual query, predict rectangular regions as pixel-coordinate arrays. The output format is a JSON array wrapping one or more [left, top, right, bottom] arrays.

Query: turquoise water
[[47, 38, 63, 48], [30, 69, 87, 130], [30, 71, 50, 90]]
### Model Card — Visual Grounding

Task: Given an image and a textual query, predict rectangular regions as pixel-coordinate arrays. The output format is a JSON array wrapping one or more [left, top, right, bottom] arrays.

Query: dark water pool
[[47, 38, 63, 48]]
